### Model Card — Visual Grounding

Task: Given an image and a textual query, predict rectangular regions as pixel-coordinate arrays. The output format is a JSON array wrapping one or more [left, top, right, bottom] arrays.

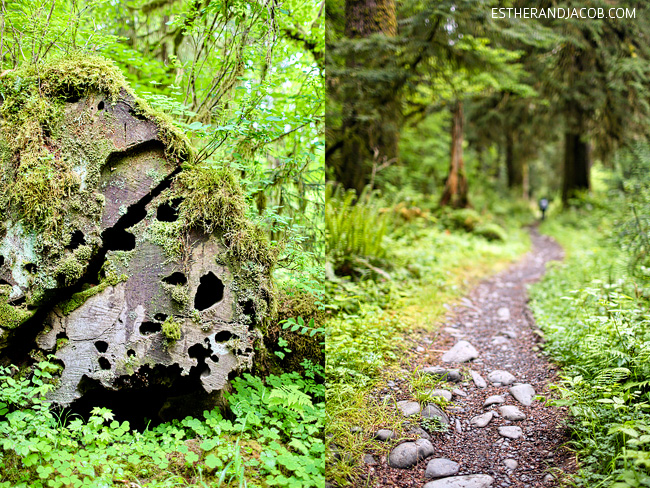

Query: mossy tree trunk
[[440, 100, 469, 208], [562, 109, 591, 205], [334, 0, 400, 194]]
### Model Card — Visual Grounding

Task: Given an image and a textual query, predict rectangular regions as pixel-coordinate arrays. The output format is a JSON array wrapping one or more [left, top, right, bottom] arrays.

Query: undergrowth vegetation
[[0, 360, 324, 488], [325, 184, 532, 484], [531, 151, 650, 487]]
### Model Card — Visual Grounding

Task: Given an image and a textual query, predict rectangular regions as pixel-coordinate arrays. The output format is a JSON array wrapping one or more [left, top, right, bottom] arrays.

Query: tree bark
[[440, 101, 470, 208], [333, 0, 399, 194], [505, 130, 523, 189], [562, 111, 591, 204]]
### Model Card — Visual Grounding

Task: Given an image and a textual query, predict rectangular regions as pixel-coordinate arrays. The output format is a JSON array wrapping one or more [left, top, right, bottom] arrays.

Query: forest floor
[[356, 228, 577, 488]]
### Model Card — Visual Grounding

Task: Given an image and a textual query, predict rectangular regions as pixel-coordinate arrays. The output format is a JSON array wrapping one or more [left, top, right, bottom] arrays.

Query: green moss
[[0, 285, 33, 329], [144, 219, 184, 260], [59, 273, 128, 315], [164, 283, 190, 307], [162, 317, 182, 343], [132, 98, 195, 163], [0, 53, 195, 306], [22, 53, 129, 102], [175, 165, 248, 234]]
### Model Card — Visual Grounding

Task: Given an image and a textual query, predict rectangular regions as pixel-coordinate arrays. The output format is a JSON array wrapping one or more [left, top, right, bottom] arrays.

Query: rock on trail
[[423, 474, 495, 488], [441, 340, 479, 363]]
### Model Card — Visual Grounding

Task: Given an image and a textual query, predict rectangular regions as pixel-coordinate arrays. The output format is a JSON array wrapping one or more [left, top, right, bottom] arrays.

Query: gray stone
[[498, 426, 523, 439], [350, 426, 362, 433], [407, 426, 431, 440], [487, 370, 516, 386], [470, 411, 494, 428], [397, 400, 421, 417], [363, 453, 377, 465], [423, 367, 462, 382], [442, 340, 478, 363], [497, 307, 511, 321], [446, 369, 463, 382], [452, 388, 467, 397], [422, 404, 450, 425], [425, 458, 460, 478], [503, 458, 518, 470], [471, 370, 487, 388], [388, 439, 434, 469], [491, 336, 509, 345], [484, 395, 506, 407], [423, 474, 495, 488], [428, 389, 453, 401], [509, 384, 536, 406], [501, 330, 517, 339], [375, 429, 395, 441], [417, 346, 426, 353], [455, 419, 462, 433], [499, 405, 526, 421]]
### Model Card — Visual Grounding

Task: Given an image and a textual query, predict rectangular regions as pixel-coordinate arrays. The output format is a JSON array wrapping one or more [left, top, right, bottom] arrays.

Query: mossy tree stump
[[0, 55, 274, 416]]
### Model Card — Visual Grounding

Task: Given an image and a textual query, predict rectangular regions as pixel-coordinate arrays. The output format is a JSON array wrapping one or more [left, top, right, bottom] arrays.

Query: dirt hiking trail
[[362, 228, 576, 488]]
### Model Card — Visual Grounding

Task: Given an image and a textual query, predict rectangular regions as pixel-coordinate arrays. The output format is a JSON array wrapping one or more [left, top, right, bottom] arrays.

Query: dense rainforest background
[[0, 0, 325, 487], [325, 1, 650, 487]]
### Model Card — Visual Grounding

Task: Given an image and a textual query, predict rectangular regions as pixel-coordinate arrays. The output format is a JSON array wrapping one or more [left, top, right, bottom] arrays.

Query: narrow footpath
[[362, 229, 576, 488]]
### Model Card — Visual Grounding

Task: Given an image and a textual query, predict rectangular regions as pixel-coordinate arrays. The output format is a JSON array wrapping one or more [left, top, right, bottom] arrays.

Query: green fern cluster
[[325, 184, 391, 276]]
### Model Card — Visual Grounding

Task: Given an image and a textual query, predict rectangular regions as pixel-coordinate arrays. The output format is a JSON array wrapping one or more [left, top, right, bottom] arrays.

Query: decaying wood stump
[[0, 55, 273, 416]]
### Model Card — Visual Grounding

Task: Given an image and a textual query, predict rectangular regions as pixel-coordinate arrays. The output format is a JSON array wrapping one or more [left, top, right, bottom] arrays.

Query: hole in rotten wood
[[156, 198, 183, 222], [140, 322, 162, 335], [66, 230, 86, 250], [95, 341, 108, 353], [102, 228, 136, 251], [214, 330, 234, 342], [162, 272, 187, 286], [194, 272, 224, 311], [98, 357, 111, 370]]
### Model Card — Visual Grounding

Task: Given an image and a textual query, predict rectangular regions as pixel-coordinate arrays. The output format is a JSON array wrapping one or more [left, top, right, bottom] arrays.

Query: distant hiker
[[539, 198, 549, 221]]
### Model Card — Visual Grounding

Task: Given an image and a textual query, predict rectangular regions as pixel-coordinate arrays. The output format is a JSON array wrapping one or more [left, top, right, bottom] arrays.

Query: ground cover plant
[[530, 154, 650, 487], [0, 359, 324, 488]]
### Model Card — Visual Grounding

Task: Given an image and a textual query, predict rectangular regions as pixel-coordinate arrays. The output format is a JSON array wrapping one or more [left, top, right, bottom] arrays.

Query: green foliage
[[443, 208, 482, 232], [325, 184, 391, 276], [0, 359, 324, 487], [530, 192, 650, 486]]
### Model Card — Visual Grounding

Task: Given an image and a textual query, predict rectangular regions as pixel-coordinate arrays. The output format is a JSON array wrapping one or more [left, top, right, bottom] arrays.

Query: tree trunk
[[335, 0, 399, 194], [562, 117, 591, 204], [505, 130, 523, 189], [440, 101, 470, 208]]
